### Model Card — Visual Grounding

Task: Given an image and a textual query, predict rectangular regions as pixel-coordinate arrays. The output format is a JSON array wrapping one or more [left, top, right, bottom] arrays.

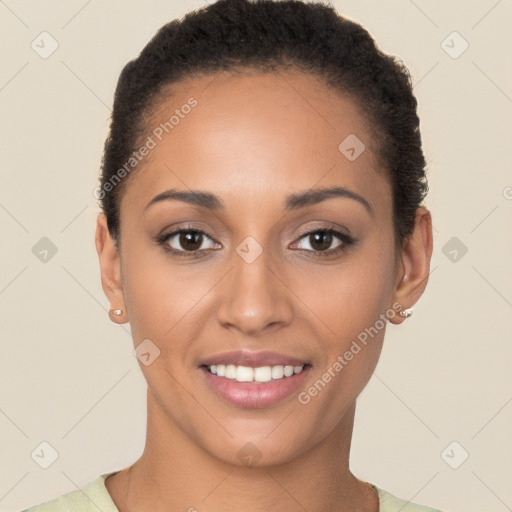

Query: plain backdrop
[[1, 1, 511, 511]]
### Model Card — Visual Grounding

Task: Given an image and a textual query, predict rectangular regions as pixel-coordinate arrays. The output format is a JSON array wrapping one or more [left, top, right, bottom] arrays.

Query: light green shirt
[[22, 472, 444, 511]]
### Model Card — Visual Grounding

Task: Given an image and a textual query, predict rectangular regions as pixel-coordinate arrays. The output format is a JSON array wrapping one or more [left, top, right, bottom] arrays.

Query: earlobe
[[95, 214, 128, 324], [389, 207, 433, 325]]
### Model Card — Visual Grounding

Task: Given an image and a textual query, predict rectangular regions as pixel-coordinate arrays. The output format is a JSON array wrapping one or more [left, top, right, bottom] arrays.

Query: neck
[[105, 390, 377, 512]]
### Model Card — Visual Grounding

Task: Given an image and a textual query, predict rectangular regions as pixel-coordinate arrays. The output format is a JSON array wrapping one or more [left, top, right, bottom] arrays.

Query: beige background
[[1, 1, 511, 511]]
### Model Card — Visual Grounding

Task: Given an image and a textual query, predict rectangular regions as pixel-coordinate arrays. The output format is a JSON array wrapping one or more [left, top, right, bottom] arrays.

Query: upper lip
[[201, 350, 309, 368]]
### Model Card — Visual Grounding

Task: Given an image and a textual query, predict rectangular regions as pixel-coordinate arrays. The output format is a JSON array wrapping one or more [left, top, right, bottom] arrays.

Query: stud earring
[[109, 308, 124, 322], [399, 308, 413, 319]]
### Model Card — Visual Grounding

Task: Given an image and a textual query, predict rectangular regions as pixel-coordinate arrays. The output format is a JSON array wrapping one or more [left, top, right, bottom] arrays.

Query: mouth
[[199, 350, 312, 408]]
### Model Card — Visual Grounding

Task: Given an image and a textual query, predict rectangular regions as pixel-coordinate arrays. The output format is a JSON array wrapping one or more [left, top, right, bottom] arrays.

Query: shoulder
[[373, 484, 445, 512], [21, 473, 119, 512]]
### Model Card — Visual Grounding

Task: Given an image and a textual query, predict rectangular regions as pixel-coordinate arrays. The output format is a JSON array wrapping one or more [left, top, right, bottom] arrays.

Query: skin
[[96, 68, 433, 512]]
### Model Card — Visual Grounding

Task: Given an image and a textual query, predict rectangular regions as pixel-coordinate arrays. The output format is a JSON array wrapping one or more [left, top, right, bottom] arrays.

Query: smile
[[207, 364, 305, 383]]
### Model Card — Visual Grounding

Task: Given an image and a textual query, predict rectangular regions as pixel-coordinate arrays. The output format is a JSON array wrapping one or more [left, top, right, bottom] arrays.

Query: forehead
[[121, 69, 391, 220]]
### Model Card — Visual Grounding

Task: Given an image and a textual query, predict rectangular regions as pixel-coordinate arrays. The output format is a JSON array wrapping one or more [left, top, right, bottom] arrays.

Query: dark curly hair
[[98, 0, 428, 246]]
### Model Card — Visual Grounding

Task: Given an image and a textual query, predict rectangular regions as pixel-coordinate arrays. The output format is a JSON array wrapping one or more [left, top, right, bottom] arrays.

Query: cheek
[[299, 241, 396, 343], [120, 243, 218, 356], [295, 237, 396, 398], [294, 260, 395, 431]]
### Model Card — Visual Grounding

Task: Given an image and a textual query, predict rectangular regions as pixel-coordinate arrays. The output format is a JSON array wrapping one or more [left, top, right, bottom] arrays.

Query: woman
[[23, 0, 442, 510]]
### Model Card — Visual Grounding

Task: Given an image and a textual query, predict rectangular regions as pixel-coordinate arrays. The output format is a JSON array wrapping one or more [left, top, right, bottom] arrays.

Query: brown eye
[[178, 231, 204, 251], [160, 228, 220, 254], [308, 231, 334, 251], [291, 227, 355, 258], [295, 229, 343, 253]]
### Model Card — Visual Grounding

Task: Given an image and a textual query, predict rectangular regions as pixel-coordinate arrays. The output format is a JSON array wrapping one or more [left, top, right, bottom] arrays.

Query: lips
[[199, 350, 312, 408]]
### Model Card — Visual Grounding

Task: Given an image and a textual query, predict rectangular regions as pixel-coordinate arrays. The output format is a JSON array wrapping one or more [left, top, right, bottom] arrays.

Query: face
[[97, 69, 430, 467]]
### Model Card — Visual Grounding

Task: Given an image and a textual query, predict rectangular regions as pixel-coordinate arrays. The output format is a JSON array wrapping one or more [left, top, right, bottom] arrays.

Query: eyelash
[[156, 224, 355, 260]]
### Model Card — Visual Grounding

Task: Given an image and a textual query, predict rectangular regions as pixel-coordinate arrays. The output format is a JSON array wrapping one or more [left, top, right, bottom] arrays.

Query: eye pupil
[[180, 231, 202, 251], [310, 231, 332, 251]]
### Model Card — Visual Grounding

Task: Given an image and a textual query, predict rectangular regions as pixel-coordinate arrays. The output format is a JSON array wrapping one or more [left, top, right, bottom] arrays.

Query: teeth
[[254, 366, 272, 382], [283, 365, 294, 377], [271, 365, 284, 379], [208, 364, 305, 383], [225, 364, 237, 379], [236, 365, 253, 382]]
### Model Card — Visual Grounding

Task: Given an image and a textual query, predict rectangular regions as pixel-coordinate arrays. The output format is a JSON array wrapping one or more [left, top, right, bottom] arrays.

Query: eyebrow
[[144, 186, 373, 215]]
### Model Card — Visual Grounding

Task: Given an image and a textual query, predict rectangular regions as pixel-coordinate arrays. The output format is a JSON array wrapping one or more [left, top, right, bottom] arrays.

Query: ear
[[95, 213, 128, 324], [389, 207, 433, 325]]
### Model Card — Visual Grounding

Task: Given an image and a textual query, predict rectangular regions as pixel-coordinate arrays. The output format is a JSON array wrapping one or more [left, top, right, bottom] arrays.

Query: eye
[[157, 226, 220, 255], [292, 228, 354, 257]]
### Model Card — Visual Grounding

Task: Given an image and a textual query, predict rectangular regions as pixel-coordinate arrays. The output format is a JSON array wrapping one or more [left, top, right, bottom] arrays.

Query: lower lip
[[201, 366, 311, 408]]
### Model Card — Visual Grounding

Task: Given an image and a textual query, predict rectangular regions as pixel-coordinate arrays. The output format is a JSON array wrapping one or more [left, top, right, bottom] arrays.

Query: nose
[[216, 247, 294, 336]]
